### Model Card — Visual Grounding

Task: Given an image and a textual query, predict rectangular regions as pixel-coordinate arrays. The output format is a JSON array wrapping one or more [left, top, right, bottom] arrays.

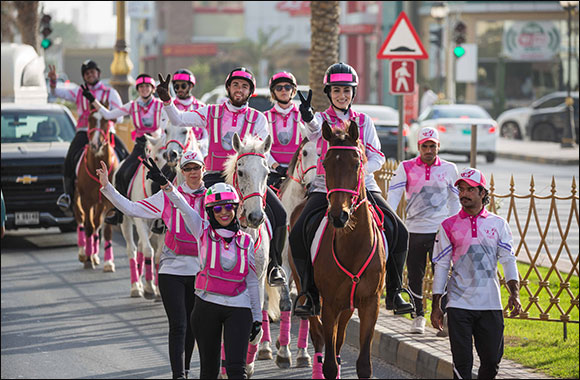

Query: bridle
[[288, 145, 316, 187], [232, 152, 268, 208], [325, 145, 365, 212], [160, 128, 195, 152]]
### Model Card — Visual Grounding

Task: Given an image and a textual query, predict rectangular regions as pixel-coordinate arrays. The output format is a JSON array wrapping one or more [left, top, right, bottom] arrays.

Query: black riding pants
[[407, 232, 436, 316], [158, 274, 196, 379], [447, 308, 504, 379], [288, 191, 328, 263], [192, 296, 252, 379], [115, 136, 146, 197]]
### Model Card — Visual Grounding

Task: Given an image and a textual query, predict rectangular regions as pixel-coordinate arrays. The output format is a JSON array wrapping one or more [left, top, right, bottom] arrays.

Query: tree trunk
[[14, 1, 39, 52], [309, 1, 340, 113], [1, 1, 16, 42]]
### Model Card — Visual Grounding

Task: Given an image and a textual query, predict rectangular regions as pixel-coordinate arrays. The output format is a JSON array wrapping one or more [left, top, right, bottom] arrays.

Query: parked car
[[1, 103, 77, 232], [200, 85, 310, 112], [496, 91, 578, 140], [408, 104, 499, 163], [351, 104, 409, 159], [526, 93, 579, 143]]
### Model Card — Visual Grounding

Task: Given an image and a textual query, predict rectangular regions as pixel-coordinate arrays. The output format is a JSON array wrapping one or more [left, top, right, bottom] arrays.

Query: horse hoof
[[296, 356, 312, 368], [84, 259, 95, 270], [103, 261, 115, 272], [78, 253, 86, 263], [217, 372, 228, 379], [143, 281, 156, 299], [258, 348, 273, 360], [246, 362, 254, 379], [92, 255, 100, 265], [130, 283, 143, 298], [275, 354, 292, 369]]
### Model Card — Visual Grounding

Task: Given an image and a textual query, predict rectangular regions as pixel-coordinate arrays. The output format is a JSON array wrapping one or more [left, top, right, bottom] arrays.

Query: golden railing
[[375, 160, 580, 325]]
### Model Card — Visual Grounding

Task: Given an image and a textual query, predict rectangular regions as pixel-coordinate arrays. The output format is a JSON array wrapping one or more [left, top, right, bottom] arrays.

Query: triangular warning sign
[[377, 11, 428, 60]]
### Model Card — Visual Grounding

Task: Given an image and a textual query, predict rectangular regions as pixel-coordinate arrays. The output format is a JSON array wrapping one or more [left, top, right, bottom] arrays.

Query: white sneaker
[[410, 316, 426, 334]]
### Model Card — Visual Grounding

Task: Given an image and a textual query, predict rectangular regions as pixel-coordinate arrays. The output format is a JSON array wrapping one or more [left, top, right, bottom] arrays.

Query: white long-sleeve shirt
[[164, 185, 262, 322], [431, 208, 519, 310], [387, 156, 461, 233]]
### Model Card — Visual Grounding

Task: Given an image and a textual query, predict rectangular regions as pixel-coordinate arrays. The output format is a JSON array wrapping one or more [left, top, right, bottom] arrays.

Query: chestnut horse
[[288, 120, 386, 379], [73, 108, 119, 270]]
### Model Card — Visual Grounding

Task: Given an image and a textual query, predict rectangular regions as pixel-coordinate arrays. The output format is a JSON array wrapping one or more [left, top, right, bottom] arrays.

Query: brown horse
[[73, 107, 119, 270], [288, 120, 386, 379]]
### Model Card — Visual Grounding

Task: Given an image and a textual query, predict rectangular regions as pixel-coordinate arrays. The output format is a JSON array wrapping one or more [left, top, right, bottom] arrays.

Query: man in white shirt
[[420, 84, 438, 114], [430, 168, 521, 379]]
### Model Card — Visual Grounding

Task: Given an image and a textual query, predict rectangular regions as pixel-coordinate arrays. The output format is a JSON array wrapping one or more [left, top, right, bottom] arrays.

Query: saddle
[[302, 204, 328, 260]]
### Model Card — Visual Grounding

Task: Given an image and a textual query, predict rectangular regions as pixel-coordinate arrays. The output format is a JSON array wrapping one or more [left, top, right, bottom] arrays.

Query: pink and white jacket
[[431, 208, 519, 310], [163, 99, 275, 172], [98, 97, 164, 139], [51, 81, 123, 131], [265, 103, 304, 167], [304, 107, 385, 193], [387, 156, 461, 233]]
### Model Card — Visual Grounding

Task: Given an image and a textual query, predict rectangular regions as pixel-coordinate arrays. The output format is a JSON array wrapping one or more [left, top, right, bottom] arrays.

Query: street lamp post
[[110, 1, 134, 104], [430, 2, 449, 94], [559, 1, 578, 148]]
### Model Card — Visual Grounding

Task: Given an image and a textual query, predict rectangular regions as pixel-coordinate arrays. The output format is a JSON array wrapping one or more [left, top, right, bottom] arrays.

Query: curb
[[497, 152, 579, 166]]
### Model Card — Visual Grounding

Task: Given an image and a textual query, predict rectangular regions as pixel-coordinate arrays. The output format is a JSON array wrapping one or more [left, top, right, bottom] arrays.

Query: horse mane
[[286, 137, 309, 178], [223, 134, 266, 185]]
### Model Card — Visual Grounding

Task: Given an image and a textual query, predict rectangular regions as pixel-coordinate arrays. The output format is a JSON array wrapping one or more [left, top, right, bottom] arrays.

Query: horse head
[[87, 102, 112, 157], [322, 120, 367, 229], [225, 133, 272, 229], [160, 126, 197, 168]]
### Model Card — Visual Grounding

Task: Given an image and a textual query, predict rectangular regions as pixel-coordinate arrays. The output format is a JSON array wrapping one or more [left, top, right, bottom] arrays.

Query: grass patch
[[382, 261, 579, 379]]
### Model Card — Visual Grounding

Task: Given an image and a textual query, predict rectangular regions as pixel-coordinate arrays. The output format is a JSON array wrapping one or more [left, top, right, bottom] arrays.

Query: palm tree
[[14, 1, 39, 51], [309, 1, 340, 112]]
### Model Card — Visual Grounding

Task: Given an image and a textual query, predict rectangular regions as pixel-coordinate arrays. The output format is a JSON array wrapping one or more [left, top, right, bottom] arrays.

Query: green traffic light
[[41, 39, 52, 49], [453, 46, 465, 58]]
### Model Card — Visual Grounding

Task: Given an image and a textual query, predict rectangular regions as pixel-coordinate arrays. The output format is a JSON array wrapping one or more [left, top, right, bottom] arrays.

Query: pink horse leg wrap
[[298, 319, 310, 349], [261, 310, 271, 343], [137, 252, 144, 278], [337, 355, 341, 379], [104, 241, 113, 262], [84, 233, 93, 257], [129, 258, 139, 284], [246, 343, 258, 364], [92, 234, 100, 258], [221, 343, 227, 374], [279, 311, 291, 346], [313, 352, 324, 379], [145, 258, 153, 281], [77, 225, 85, 247]]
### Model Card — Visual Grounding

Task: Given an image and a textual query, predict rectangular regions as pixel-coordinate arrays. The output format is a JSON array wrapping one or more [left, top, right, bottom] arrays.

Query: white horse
[[258, 138, 318, 369], [223, 133, 273, 378], [118, 125, 197, 298]]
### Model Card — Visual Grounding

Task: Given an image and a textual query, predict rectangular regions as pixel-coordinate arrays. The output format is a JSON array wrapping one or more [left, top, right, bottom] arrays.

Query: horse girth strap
[[331, 220, 379, 311]]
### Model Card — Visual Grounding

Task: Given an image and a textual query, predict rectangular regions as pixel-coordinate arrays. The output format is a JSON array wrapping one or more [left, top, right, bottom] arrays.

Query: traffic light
[[430, 27, 442, 48], [453, 21, 466, 58], [40, 14, 53, 49]]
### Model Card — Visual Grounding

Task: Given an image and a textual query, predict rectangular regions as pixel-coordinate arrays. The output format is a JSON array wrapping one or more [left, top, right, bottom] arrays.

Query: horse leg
[[335, 309, 354, 379], [296, 318, 312, 368], [355, 298, 380, 379], [120, 217, 143, 298], [321, 304, 339, 380], [82, 204, 95, 270], [309, 315, 325, 379], [258, 309, 273, 360], [219, 341, 228, 379], [74, 195, 86, 263], [136, 220, 156, 299], [103, 222, 115, 272], [275, 284, 293, 369]]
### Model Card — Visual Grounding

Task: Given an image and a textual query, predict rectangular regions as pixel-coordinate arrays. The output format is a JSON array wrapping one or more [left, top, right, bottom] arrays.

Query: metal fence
[[374, 160, 579, 326]]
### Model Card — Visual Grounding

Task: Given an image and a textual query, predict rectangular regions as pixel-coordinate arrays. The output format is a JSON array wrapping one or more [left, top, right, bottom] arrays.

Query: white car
[[408, 104, 499, 163]]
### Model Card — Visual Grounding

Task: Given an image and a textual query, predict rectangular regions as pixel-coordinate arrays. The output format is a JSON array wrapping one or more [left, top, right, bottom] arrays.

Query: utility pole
[[110, 1, 134, 103]]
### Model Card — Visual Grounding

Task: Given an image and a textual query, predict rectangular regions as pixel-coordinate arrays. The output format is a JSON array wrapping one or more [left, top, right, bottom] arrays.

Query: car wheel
[[486, 152, 496, 163], [500, 122, 521, 140], [531, 123, 557, 142]]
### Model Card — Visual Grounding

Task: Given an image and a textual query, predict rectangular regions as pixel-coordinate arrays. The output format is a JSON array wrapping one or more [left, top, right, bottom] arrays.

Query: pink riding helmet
[[269, 71, 297, 90], [225, 67, 256, 95]]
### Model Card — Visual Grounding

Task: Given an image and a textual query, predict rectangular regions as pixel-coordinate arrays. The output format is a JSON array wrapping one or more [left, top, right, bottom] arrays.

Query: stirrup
[[293, 291, 318, 317], [56, 193, 71, 212], [267, 265, 286, 287], [393, 288, 416, 317]]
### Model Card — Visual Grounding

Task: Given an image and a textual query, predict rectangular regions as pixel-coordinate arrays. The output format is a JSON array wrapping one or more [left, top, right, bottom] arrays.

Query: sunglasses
[[213, 204, 235, 213], [173, 83, 189, 90], [275, 84, 294, 92], [182, 165, 202, 172]]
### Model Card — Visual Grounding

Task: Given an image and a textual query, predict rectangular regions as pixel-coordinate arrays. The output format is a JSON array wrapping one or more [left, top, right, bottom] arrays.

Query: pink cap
[[455, 168, 487, 188], [417, 127, 439, 144]]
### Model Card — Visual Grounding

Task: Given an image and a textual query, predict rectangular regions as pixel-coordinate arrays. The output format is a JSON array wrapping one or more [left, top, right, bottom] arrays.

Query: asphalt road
[[1, 228, 413, 379]]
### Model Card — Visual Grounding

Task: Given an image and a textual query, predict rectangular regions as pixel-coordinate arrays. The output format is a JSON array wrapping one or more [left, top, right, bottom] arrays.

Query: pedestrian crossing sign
[[389, 60, 416, 95], [378, 11, 428, 60]]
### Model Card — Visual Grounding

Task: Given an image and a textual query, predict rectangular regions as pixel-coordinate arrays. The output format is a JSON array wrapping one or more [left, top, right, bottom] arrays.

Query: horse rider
[[96, 149, 206, 379], [84, 73, 164, 225], [387, 126, 461, 334], [156, 67, 288, 288], [290, 62, 414, 317], [145, 161, 262, 379], [160, 69, 208, 158], [49, 60, 129, 212]]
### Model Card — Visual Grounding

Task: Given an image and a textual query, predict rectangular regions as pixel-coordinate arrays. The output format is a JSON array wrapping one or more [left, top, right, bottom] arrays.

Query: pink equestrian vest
[[195, 229, 252, 296], [316, 107, 366, 175], [265, 105, 303, 165], [173, 98, 206, 141], [162, 185, 205, 256], [130, 98, 163, 138], [205, 104, 258, 171], [75, 84, 113, 130]]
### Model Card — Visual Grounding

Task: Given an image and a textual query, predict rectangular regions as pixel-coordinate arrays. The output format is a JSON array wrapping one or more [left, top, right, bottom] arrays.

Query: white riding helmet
[[204, 183, 240, 208]]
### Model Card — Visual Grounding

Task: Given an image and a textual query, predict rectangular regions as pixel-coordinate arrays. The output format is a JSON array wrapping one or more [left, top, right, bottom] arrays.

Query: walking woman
[[143, 160, 262, 379], [96, 149, 206, 379]]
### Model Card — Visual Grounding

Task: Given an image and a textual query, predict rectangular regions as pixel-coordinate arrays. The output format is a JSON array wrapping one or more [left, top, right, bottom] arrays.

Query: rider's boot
[[56, 177, 74, 213], [292, 258, 320, 317], [385, 249, 414, 315], [151, 219, 166, 234], [267, 225, 287, 287], [105, 208, 124, 225]]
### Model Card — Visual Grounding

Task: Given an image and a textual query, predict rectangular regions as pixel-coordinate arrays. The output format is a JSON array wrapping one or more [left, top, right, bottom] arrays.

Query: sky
[[40, 1, 118, 34]]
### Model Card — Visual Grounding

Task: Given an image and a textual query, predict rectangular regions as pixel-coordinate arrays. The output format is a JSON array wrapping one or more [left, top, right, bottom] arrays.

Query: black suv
[[526, 92, 579, 143], [1, 103, 77, 232]]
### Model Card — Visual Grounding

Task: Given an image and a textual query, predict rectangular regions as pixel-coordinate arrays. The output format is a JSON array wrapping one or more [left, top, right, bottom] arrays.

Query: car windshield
[[426, 106, 490, 120], [1, 109, 76, 143]]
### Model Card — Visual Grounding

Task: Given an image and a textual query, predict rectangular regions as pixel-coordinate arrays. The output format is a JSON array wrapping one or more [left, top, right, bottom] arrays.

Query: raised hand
[[47, 64, 57, 84], [298, 89, 314, 123], [142, 157, 169, 186], [156, 73, 171, 102], [96, 160, 110, 187], [80, 84, 95, 103]]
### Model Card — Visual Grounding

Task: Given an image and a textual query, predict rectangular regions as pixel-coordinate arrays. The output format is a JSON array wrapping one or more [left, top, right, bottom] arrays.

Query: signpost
[[377, 11, 428, 161]]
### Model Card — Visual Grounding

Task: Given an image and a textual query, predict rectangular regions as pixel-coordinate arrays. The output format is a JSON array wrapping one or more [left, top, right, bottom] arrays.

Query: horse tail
[[265, 283, 281, 322]]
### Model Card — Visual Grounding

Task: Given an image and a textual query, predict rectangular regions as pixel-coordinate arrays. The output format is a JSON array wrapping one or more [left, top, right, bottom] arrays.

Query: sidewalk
[[345, 308, 552, 379], [497, 138, 579, 165]]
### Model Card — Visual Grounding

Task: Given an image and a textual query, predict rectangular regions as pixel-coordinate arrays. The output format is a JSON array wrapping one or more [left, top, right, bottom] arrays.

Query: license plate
[[15, 211, 40, 225]]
